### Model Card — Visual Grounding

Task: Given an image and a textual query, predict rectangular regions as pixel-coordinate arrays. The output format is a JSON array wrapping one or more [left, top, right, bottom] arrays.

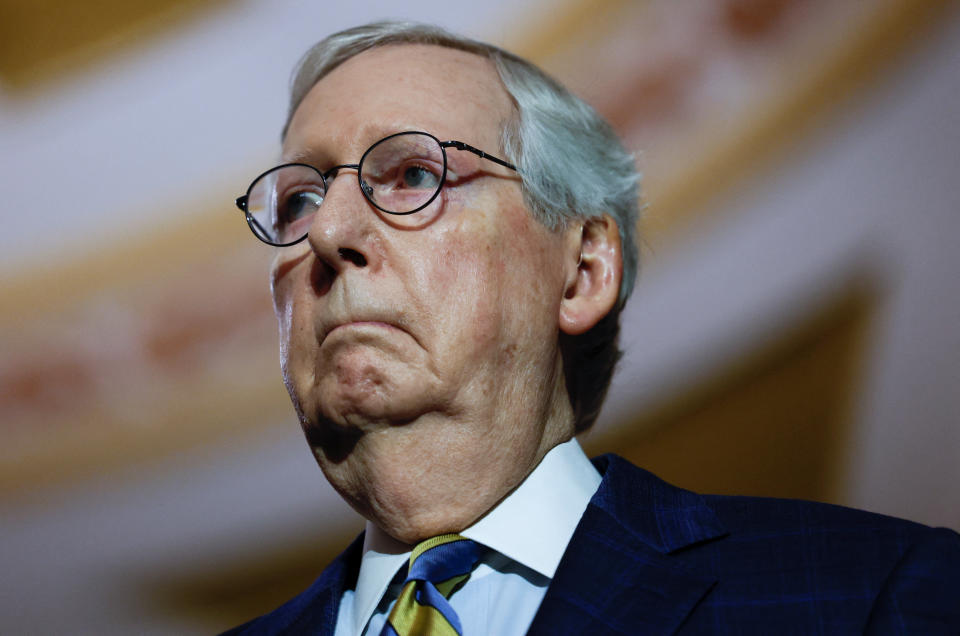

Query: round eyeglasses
[[236, 131, 517, 246]]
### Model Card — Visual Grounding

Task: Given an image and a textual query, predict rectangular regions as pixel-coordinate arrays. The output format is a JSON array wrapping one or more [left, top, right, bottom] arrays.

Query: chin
[[298, 385, 423, 445], [316, 372, 399, 421]]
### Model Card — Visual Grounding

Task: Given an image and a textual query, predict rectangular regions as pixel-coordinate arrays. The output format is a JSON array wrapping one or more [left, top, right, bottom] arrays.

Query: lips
[[328, 321, 398, 336], [317, 312, 409, 346]]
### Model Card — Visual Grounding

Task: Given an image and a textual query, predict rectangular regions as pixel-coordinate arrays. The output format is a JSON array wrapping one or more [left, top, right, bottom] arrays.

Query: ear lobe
[[559, 215, 622, 336]]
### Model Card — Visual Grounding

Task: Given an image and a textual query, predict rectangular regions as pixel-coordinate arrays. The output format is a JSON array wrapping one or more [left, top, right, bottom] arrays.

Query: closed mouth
[[329, 321, 396, 333], [323, 320, 403, 343]]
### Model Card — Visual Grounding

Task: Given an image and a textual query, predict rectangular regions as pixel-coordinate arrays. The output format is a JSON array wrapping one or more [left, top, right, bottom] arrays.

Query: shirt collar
[[350, 437, 601, 633]]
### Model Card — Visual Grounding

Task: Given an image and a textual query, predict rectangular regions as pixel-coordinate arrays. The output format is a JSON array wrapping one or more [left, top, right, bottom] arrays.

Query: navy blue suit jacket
[[225, 455, 960, 634]]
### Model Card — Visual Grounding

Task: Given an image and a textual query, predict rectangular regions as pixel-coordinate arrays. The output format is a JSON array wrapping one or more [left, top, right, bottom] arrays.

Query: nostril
[[338, 248, 367, 268]]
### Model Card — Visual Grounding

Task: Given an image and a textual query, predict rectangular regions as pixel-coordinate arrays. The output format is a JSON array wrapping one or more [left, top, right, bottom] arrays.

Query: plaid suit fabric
[[529, 455, 960, 634], [224, 454, 960, 635]]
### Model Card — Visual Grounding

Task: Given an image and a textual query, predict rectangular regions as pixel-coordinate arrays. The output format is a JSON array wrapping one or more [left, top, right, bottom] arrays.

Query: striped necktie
[[381, 534, 482, 636]]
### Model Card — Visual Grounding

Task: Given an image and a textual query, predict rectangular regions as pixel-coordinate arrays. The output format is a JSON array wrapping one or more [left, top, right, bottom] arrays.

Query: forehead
[[284, 44, 514, 157]]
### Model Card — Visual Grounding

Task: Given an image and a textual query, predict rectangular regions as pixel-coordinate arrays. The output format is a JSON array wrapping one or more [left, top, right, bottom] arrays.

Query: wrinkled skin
[[272, 44, 620, 543]]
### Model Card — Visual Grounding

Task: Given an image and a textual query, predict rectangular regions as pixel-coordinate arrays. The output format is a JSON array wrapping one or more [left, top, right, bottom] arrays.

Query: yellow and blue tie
[[381, 534, 481, 636]]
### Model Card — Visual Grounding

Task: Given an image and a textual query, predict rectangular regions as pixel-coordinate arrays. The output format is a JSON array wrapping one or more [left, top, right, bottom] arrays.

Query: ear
[[559, 215, 623, 336]]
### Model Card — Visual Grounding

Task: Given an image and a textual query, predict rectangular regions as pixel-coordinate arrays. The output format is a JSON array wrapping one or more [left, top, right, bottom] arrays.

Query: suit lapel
[[260, 532, 364, 636], [528, 455, 728, 635]]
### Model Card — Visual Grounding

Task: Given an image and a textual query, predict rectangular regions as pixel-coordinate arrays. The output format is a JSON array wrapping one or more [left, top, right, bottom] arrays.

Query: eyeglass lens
[[244, 132, 447, 245]]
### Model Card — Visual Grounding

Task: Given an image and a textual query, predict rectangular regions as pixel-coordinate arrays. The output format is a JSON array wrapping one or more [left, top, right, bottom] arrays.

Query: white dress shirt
[[333, 438, 602, 635]]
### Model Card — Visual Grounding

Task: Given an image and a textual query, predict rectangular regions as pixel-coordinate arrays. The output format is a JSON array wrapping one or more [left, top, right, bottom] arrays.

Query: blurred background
[[1, 0, 958, 632]]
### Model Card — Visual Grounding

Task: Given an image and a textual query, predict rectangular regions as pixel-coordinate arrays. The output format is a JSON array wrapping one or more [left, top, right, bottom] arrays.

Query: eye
[[401, 165, 440, 189], [278, 190, 323, 225]]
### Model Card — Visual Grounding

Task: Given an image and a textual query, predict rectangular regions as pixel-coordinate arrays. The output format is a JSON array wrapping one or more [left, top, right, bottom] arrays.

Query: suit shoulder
[[695, 494, 960, 630], [702, 492, 960, 572], [591, 456, 960, 629], [703, 492, 934, 537]]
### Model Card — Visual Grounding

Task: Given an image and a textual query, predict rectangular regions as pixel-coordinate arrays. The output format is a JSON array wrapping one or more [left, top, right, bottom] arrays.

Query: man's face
[[273, 44, 576, 538]]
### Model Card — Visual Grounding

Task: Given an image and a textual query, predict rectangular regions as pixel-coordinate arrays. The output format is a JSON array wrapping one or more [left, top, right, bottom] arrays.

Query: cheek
[[429, 207, 507, 296], [427, 237, 499, 291], [270, 267, 292, 327], [423, 204, 553, 346], [271, 262, 308, 353], [410, 219, 502, 351]]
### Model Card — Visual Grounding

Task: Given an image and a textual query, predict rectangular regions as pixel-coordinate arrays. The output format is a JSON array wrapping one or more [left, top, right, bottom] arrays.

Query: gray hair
[[285, 21, 641, 432]]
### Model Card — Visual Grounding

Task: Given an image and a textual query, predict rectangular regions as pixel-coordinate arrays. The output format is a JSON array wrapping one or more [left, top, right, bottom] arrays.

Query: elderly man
[[227, 21, 959, 636]]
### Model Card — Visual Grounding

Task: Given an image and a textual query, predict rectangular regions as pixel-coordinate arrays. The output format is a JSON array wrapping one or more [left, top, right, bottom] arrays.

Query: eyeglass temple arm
[[235, 195, 273, 238], [442, 141, 517, 172]]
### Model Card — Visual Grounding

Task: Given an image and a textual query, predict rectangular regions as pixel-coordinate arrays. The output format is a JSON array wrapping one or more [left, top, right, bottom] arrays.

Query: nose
[[306, 166, 378, 274]]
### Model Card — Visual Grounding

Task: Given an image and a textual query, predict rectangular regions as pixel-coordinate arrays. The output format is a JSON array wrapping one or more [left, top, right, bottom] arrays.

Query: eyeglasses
[[236, 131, 517, 246]]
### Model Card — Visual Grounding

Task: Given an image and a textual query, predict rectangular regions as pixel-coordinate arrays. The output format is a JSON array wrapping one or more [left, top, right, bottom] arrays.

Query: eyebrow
[[280, 141, 334, 167], [281, 122, 425, 167], [281, 148, 324, 166]]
